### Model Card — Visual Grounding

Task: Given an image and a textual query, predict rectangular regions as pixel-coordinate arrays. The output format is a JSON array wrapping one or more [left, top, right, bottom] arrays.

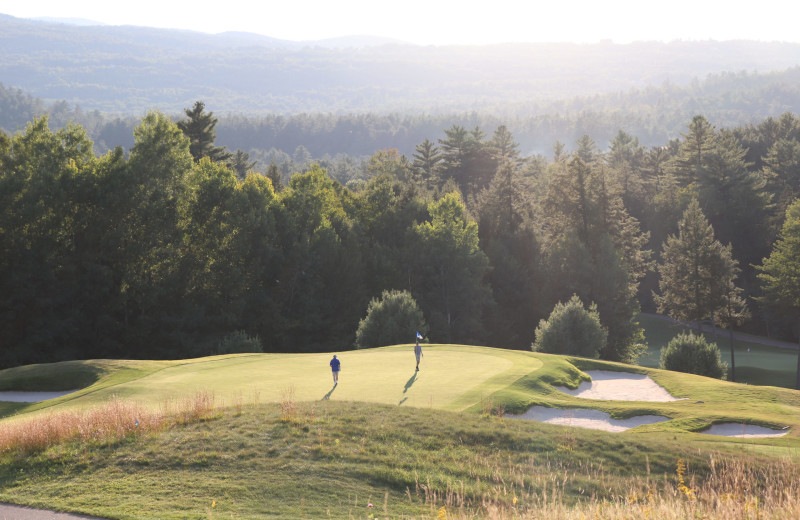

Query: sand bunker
[[509, 370, 791, 437], [0, 391, 77, 402], [506, 406, 668, 432], [553, 370, 681, 402], [701, 423, 789, 438]]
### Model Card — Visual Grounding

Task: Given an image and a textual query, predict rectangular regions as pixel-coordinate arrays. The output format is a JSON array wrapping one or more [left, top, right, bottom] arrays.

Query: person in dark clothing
[[330, 354, 341, 385]]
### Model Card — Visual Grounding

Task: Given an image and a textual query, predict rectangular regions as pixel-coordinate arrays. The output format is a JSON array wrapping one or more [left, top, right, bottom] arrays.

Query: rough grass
[[0, 390, 218, 455], [2, 346, 800, 517], [0, 397, 797, 519]]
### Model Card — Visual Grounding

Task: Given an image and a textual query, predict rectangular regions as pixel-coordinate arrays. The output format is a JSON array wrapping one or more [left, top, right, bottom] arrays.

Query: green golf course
[[0, 345, 799, 519]]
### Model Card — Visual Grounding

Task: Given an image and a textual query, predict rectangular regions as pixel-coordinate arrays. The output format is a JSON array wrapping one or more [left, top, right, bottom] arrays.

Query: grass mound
[[0, 398, 797, 519]]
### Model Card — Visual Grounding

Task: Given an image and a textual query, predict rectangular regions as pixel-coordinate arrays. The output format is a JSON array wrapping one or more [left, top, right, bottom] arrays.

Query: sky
[[2, 0, 798, 46]]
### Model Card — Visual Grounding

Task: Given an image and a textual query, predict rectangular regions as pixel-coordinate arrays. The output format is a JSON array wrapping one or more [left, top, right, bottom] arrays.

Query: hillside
[[3, 13, 800, 117], [0, 348, 798, 518]]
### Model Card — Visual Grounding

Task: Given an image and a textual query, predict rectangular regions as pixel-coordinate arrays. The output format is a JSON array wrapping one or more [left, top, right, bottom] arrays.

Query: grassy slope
[[0, 400, 729, 519], [0, 346, 799, 518]]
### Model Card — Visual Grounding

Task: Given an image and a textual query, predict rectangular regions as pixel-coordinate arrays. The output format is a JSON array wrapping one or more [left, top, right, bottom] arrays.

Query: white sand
[[553, 370, 682, 402], [506, 406, 669, 432], [701, 423, 789, 438], [508, 370, 790, 436], [0, 391, 77, 402]]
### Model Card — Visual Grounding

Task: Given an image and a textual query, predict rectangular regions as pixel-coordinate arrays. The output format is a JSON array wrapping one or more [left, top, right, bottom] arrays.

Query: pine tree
[[411, 138, 442, 189], [177, 101, 232, 163], [756, 199, 800, 389], [654, 199, 742, 333]]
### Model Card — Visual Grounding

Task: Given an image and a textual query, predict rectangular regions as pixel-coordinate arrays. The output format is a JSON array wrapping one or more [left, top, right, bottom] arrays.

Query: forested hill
[[3, 12, 800, 116]]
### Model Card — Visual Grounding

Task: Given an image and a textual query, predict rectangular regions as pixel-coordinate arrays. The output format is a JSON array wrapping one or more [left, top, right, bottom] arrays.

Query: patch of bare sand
[[701, 423, 789, 438], [509, 370, 791, 436], [506, 406, 668, 432], [554, 370, 682, 402]]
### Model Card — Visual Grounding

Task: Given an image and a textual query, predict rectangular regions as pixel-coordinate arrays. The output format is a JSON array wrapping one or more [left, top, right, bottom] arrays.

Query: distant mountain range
[[2, 12, 800, 120]]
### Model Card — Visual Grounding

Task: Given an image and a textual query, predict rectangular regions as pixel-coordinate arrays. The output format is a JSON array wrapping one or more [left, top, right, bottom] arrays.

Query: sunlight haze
[[3, 0, 797, 45]]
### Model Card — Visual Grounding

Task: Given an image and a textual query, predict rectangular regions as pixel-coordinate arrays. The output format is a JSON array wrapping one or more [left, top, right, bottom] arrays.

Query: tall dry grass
[[418, 454, 800, 520], [0, 390, 220, 455]]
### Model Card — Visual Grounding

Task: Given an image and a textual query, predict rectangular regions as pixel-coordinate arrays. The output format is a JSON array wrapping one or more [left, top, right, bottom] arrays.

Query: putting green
[[48, 345, 544, 413]]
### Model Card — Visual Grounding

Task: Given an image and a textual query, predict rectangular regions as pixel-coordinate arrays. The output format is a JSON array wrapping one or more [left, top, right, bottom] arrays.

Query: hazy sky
[[3, 0, 797, 46]]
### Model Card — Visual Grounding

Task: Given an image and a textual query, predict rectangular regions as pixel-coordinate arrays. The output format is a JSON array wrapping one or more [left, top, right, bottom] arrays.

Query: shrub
[[660, 332, 727, 379], [531, 294, 607, 358], [216, 330, 263, 354], [355, 290, 428, 348]]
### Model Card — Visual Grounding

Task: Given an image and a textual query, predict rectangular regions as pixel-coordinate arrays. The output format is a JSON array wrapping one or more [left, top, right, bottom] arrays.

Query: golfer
[[330, 354, 341, 385], [414, 338, 423, 371]]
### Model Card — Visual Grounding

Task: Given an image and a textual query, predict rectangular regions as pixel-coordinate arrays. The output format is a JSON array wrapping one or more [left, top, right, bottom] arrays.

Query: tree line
[[2, 106, 800, 375], [6, 65, 800, 161]]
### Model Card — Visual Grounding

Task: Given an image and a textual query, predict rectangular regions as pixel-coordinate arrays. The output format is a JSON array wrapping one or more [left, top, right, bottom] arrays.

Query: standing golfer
[[414, 333, 423, 371], [330, 354, 341, 385]]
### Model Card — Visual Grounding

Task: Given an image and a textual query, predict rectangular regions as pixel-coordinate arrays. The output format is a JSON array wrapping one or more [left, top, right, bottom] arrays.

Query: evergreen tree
[[696, 130, 772, 271], [474, 160, 542, 347], [228, 149, 256, 179], [411, 138, 443, 189], [177, 101, 232, 163], [654, 199, 740, 330], [762, 138, 800, 226], [438, 125, 491, 196], [669, 115, 716, 185], [756, 199, 800, 389], [539, 154, 650, 362], [266, 162, 283, 191], [487, 125, 521, 167]]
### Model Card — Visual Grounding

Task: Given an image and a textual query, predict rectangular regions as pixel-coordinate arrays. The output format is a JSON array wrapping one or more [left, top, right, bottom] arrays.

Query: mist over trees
[[3, 105, 800, 369]]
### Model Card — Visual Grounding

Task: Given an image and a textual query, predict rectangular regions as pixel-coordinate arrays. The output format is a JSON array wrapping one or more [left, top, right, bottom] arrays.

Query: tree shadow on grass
[[322, 385, 337, 400]]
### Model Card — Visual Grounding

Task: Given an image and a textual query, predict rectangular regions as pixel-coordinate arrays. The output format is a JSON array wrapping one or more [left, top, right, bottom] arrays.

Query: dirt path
[[0, 503, 106, 520]]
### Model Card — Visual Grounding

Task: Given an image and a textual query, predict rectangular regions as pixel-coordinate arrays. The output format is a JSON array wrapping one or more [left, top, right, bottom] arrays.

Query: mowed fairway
[[33, 345, 543, 415]]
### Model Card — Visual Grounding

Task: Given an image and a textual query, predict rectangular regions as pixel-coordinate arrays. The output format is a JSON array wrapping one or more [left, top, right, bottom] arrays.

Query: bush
[[216, 330, 263, 354], [660, 332, 727, 379], [355, 290, 428, 348], [531, 295, 607, 358]]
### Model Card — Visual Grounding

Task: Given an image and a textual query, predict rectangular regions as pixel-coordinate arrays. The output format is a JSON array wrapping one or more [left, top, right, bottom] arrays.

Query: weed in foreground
[[280, 384, 297, 422]]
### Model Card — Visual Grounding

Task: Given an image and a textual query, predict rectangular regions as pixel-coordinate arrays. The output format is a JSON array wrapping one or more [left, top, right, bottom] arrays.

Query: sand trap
[[702, 423, 789, 438], [0, 391, 77, 402], [507, 406, 669, 432], [554, 370, 681, 402]]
